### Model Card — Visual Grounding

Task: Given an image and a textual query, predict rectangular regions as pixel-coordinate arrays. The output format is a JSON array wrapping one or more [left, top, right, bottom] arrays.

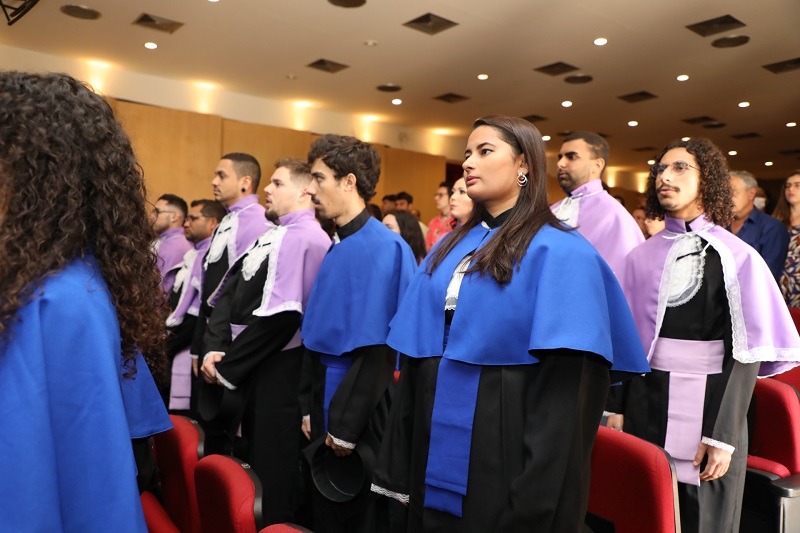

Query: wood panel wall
[[383, 147, 447, 224]]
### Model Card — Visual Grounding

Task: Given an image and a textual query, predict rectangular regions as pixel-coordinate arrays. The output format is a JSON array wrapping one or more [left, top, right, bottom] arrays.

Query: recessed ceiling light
[[765, 161, 774, 167], [681, 136, 691, 141], [628, 120, 638, 127], [561, 100, 573, 108], [477, 74, 489, 80], [594, 38, 608, 46], [728, 150, 738, 156], [391, 99, 402, 105], [738, 101, 750, 108], [542, 135, 551, 141], [286, 74, 297, 80], [647, 159, 656, 165], [676, 74, 689, 81], [144, 42, 158, 50], [364, 40, 378, 47], [788, 122, 797, 128], [208, 0, 220, 3]]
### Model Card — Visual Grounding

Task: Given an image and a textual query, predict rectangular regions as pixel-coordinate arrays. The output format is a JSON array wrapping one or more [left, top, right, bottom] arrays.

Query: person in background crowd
[[383, 209, 426, 264], [151, 193, 193, 294], [381, 194, 397, 215], [754, 186, 769, 213], [551, 131, 644, 275], [632, 207, 648, 237], [727, 170, 788, 281], [644, 216, 666, 238], [449, 177, 474, 229], [368, 203, 383, 220], [426, 181, 454, 251], [395, 191, 413, 211], [301, 134, 417, 533], [372, 116, 648, 533], [612, 139, 800, 533], [164, 199, 226, 412], [0, 71, 171, 532], [773, 170, 800, 306]]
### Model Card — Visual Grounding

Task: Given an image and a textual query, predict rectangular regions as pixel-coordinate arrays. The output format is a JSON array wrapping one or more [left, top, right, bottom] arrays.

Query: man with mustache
[[551, 131, 644, 274]]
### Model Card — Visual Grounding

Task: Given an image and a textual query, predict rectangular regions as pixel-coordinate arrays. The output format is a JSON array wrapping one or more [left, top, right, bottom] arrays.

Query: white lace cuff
[[329, 433, 356, 449], [371, 483, 409, 504], [203, 350, 226, 362], [190, 354, 199, 359], [702, 436, 735, 454], [215, 370, 237, 391], [302, 415, 310, 422]]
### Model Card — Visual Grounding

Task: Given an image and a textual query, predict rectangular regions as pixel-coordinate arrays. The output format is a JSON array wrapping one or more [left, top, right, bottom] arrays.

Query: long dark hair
[[385, 210, 426, 264], [644, 138, 733, 227], [428, 116, 563, 285], [772, 171, 800, 229], [0, 72, 167, 379]]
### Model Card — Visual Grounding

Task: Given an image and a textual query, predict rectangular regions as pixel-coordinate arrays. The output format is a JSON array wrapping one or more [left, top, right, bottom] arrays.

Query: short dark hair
[[191, 199, 227, 223], [438, 181, 449, 189], [644, 138, 733, 226], [383, 194, 397, 202], [396, 191, 414, 204], [221, 152, 261, 193], [275, 158, 312, 186], [307, 134, 381, 201], [158, 193, 188, 221], [564, 131, 610, 174]]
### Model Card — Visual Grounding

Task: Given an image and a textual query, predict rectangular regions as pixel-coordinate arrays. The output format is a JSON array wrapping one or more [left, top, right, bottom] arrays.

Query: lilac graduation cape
[[551, 179, 644, 275], [621, 215, 800, 377], [155, 226, 193, 294], [167, 236, 211, 327], [204, 195, 271, 306]]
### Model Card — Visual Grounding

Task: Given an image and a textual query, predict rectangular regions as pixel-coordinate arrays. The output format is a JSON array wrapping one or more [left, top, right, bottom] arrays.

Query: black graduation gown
[[621, 245, 759, 533]]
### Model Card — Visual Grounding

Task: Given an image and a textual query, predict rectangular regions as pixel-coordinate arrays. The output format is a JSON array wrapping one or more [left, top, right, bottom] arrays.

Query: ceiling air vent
[[565, 74, 593, 84], [434, 93, 469, 104], [534, 62, 578, 76], [133, 13, 183, 33], [686, 14, 745, 37], [306, 59, 349, 74], [328, 0, 365, 7], [403, 13, 457, 35], [61, 4, 100, 20], [376, 84, 402, 92], [763, 57, 800, 74], [682, 116, 716, 125], [632, 146, 658, 152], [731, 132, 761, 140], [618, 91, 657, 103], [712, 35, 749, 48], [703, 122, 726, 129], [523, 114, 547, 123], [778, 149, 800, 156]]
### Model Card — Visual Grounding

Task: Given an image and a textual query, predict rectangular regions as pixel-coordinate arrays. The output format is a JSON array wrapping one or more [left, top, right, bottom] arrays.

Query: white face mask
[[754, 197, 767, 211]]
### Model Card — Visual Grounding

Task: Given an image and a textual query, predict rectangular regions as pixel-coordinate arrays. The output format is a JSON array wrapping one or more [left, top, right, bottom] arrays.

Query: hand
[[192, 357, 199, 377], [606, 414, 624, 432], [325, 433, 354, 457], [301, 417, 311, 441], [201, 352, 224, 384], [694, 442, 732, 481]]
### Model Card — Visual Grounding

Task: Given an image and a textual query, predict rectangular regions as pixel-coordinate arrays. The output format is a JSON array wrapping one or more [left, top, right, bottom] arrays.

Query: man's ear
[[343, 173, 357, 192]]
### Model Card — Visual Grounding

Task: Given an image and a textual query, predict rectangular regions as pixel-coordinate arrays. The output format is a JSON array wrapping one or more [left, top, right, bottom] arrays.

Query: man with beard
[[150, 193, 193, 294]]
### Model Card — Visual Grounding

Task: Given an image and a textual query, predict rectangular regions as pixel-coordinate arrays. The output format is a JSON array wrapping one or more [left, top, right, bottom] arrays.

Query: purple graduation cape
[[621, 215, 800, 377], [551, 179, 644, 275], [155, 227, 193, 294], [166, 236, 211, 327], [204, 195, 270, 306]]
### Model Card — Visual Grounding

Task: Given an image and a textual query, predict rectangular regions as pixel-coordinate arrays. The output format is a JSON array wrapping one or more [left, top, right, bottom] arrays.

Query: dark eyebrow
[[558, 151, 578, 158], [465, 141, 496, 155], [311, 171, 326, 179]]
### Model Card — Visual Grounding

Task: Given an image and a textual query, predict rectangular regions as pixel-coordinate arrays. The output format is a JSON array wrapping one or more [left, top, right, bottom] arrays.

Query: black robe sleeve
[[327, 344, 395, 444], [702, 359, 759, 447], [298, 349, 315, 417], [497, 349, 610, 532], [166, 315, 197, 359]]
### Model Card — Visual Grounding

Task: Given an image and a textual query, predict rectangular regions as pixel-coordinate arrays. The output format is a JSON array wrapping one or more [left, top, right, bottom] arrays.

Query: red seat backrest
[[153, 415, 203, 533], [749, 378, 800, 476], [773, 308, 800, 390], [195, 455, 261, 533], [588, 426, 678, 533]]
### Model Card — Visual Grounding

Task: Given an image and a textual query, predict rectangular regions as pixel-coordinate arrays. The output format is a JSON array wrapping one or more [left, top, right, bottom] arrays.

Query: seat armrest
[[771, 474, 800, 498]]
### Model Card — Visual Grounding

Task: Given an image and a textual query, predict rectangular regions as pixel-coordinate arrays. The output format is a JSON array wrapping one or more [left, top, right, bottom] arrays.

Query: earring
[[517, 170, 528, 187], [241, 187, 246, 193]]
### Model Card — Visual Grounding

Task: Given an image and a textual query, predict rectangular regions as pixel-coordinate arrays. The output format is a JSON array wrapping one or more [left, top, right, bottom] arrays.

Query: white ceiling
[[1, 0, 799, 179]]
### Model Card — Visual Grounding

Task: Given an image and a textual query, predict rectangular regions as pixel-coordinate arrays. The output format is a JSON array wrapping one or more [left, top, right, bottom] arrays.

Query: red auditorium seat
[[773, 308, 800, 391], [195, 455, 264, 533], [742, 378, 800, 533], [587, 425, 680, 533], [259, 525, 314, 532], [141, 415, 204, 533]]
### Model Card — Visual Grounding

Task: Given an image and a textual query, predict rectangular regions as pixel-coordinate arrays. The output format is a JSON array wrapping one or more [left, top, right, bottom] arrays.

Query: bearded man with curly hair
[[608, 138, 800, 532]]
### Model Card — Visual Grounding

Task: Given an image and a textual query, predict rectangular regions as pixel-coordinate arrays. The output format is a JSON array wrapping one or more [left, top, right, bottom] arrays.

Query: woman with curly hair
[[610, 138, 800, 532], [0, 72, 171, 531], [771, 170, 800, 305]]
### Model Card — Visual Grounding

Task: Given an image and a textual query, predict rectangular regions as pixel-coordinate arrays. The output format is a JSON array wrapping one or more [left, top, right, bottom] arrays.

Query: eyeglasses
[[651, 161, 699, 177], [152, 208, 177, 216], [186, 214, 207, 222]]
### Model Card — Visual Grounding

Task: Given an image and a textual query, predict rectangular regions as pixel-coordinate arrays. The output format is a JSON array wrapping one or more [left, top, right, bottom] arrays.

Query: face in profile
[[264, 166, 305, 220], [382, 213, 401, 234], [449, 177, 474, 224], [308, 158, 345, 222], [462, 125, 525, 209], [556, 139, 600, 194], [212, 159, 246, 208]]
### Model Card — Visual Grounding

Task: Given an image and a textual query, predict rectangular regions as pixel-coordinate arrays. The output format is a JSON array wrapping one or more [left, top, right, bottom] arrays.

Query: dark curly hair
[[0, 71, 167, 380], [307, 134, 381, 201], [644, 138, 733, 227]]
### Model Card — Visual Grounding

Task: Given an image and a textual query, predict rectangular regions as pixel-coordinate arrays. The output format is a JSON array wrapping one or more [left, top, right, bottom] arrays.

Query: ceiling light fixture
[[728, 150, 738, 156], [738, 101, 750, 108], [647, 159, 656, 165], [477, 74, 489, 80], [542, 135, 551, 141], [144, 42, 158, 50], [561, 100, 573, 108], [628, 120, 638, 127], [677, 74, 689, 81], [594, 38, 608, 46], [391, 99, 402, 105], [208, 0, 220, 2], [765, 161, 774, 167], [788, 122, 797, 128], [681, 136, 691, 141], [364, 40, 378, 47]]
